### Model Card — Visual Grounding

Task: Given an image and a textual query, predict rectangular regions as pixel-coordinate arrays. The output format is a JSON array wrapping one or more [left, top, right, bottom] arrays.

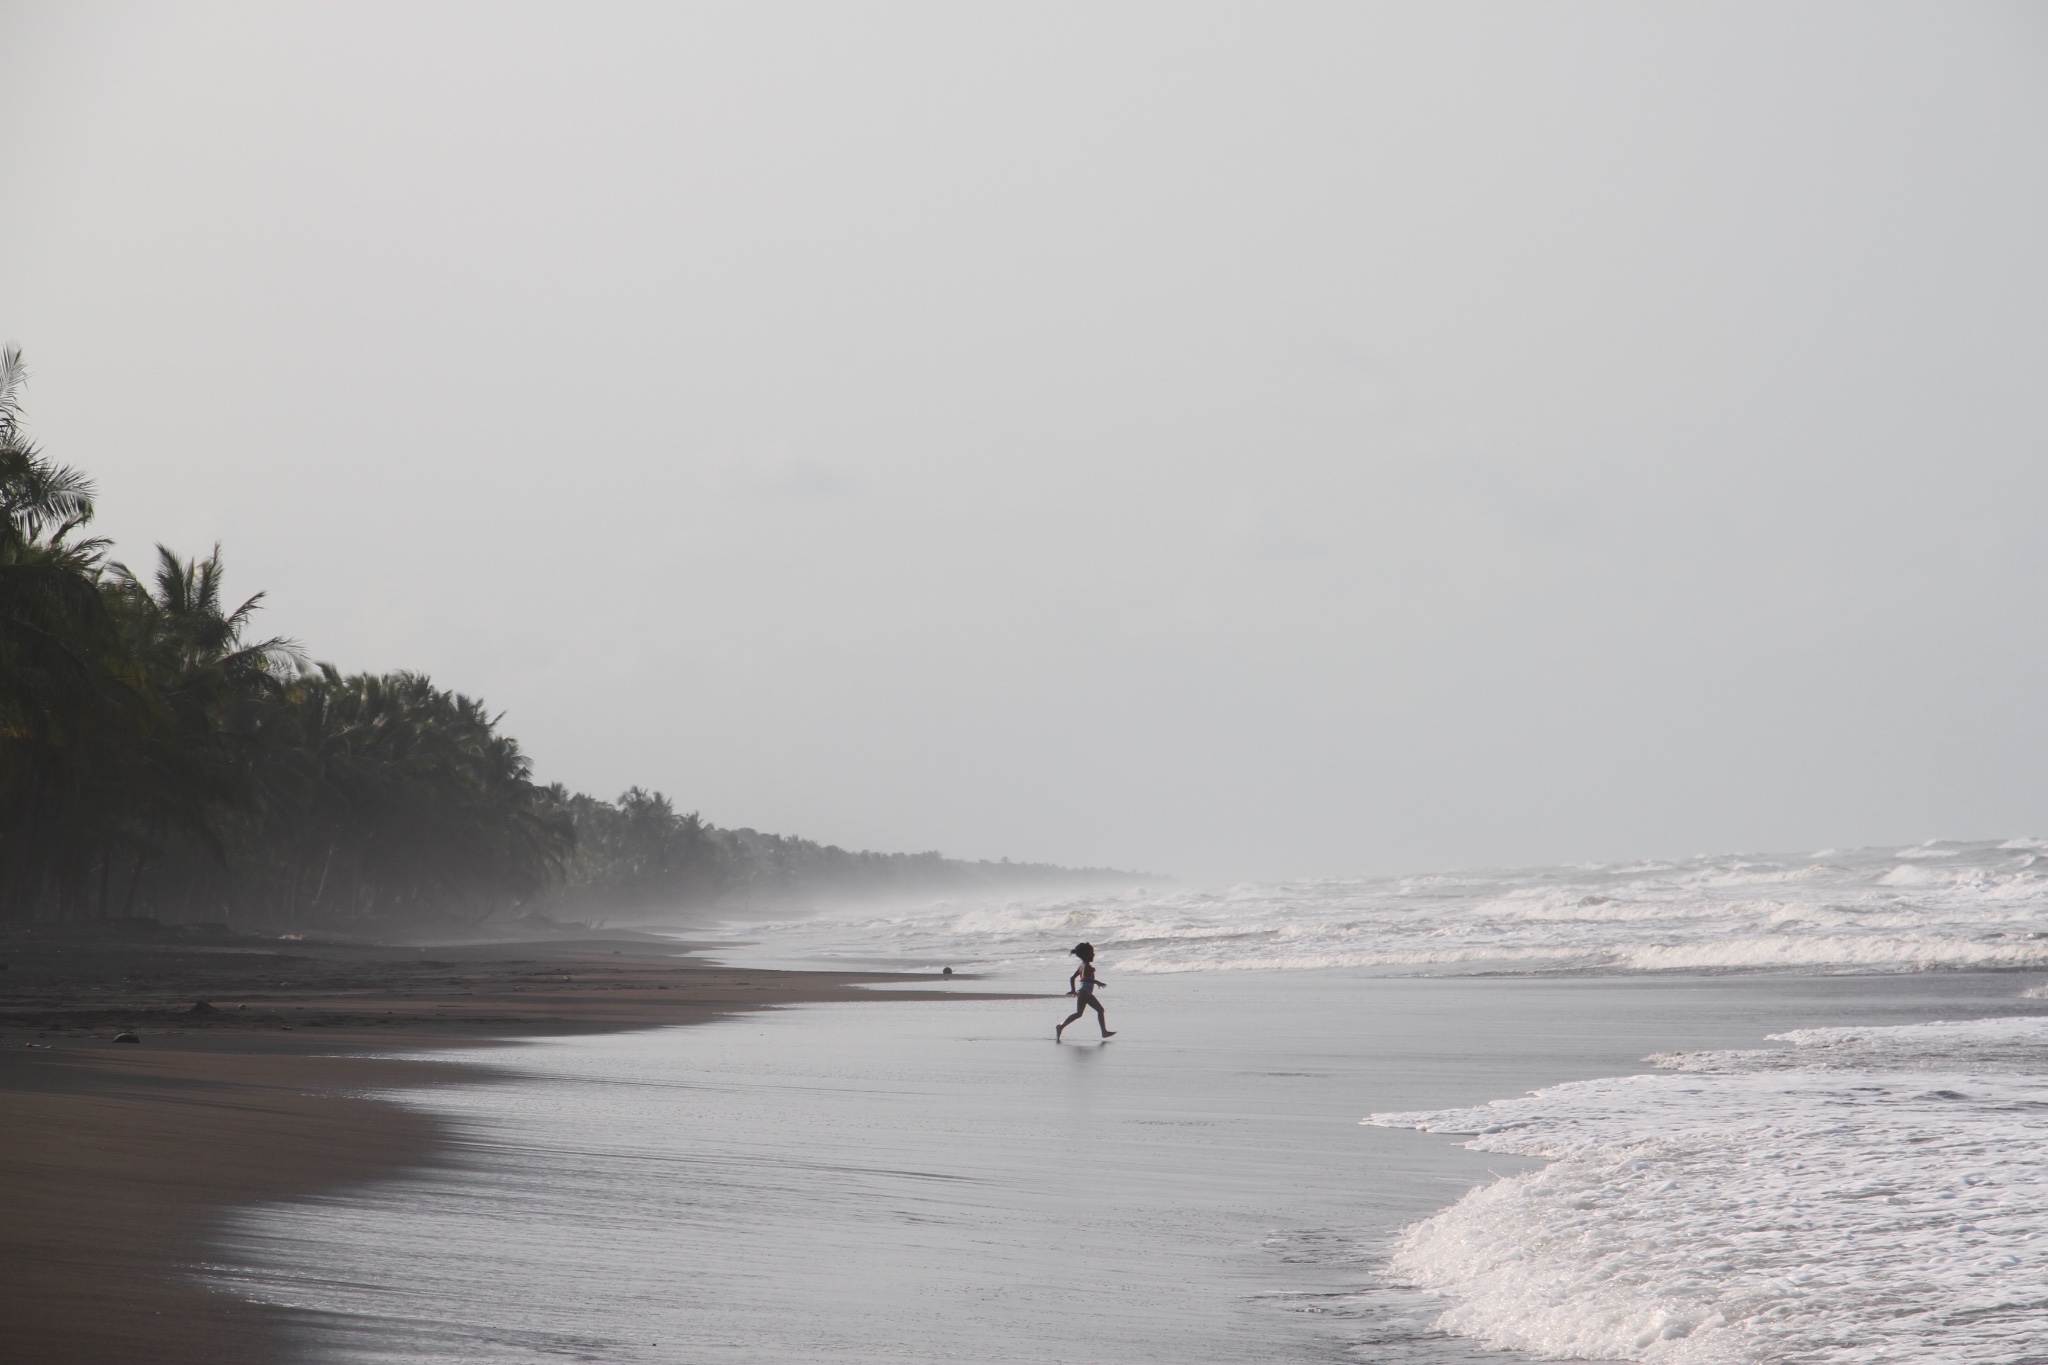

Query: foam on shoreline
[[1366, 1015, 2048, 1362]]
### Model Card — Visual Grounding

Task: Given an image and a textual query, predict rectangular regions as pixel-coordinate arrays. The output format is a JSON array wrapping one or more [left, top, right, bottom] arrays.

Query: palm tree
[[81, 546, 304, 922], [250, 670, 573, 925], [0, 346, 575, 927], [0, 346, 96, 550], [0, 346, 148, 919], [112, 545, 300, 683]]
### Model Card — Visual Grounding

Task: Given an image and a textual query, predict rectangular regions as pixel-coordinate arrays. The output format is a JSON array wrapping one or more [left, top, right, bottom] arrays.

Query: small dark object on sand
[[942, 966, 953, 976], [188, 1000, 218, 1015], [114, 1031, 140, 1044]]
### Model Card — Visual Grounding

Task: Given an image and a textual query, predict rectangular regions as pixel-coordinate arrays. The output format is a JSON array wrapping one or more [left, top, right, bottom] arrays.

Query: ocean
[[717, 838, 2048, 978], [209, 840, 2048, 1363]]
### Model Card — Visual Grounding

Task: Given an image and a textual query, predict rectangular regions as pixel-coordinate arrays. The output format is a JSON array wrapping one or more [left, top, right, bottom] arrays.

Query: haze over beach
[[4, 1, 2045, 881], [4, 3, 2048, 1364]]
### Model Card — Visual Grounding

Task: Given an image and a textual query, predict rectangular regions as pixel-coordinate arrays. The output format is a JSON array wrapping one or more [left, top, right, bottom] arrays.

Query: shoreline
[[15, 930, 2042, 1363], [0, 929, 1026, 1365], [197, 965, 2048, 1364]]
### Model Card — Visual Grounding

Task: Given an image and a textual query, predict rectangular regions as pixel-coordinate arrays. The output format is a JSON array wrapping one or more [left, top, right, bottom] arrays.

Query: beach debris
[[942, 966, 954, 976], [113, 1031, 140, 1043], [187, 1000, 219, 1015]]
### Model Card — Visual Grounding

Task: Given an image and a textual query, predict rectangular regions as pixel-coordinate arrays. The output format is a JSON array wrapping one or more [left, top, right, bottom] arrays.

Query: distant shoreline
[[0, 931, 1031, 1364]]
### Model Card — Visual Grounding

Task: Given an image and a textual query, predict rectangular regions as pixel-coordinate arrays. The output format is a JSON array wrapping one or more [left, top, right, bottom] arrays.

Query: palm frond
[[0, 344, 25, 446]]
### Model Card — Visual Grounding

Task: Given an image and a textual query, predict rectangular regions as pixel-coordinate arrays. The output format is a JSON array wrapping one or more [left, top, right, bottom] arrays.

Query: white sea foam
[[709, 838, 2048, 978], [1365, 1015, 2048, 1362]]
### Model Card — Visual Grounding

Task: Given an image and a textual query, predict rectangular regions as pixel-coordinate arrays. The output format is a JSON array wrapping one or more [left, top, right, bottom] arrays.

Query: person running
[[1056, 941, 1115, 1040]]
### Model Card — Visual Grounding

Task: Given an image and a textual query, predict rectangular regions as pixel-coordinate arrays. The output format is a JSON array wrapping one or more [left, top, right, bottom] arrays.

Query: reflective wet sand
[[212, 969, 2047, 1363]]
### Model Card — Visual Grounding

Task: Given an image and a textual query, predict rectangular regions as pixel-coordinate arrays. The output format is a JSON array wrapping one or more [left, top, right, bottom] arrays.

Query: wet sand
[[202, 967, 2048, 1363], [0, 929, 1000, 1365]]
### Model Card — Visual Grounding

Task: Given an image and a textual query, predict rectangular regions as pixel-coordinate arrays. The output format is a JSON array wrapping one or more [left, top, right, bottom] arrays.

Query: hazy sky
[[3, 2, 2045, 881]]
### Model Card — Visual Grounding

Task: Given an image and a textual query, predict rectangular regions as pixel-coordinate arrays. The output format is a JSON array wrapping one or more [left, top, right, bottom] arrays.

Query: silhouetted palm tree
[[0, 346, 149, 916]]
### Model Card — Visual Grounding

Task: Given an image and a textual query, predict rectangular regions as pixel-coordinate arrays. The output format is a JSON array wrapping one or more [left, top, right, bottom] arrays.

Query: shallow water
[[207, 969, 2048, 1363]]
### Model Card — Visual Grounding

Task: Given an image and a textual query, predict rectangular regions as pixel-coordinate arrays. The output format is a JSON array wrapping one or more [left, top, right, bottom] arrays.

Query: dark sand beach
[[12, 913, 2048, 1363], [0, 930, 993, 1365]]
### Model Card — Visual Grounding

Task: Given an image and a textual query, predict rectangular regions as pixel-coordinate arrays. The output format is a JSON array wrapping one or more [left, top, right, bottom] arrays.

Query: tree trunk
[[308, 844, 337, 917], [120, 853, 149, 918]]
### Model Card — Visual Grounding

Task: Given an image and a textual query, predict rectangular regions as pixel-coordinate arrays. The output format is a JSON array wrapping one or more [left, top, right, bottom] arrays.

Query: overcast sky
[[3, 2, 2044, 881]]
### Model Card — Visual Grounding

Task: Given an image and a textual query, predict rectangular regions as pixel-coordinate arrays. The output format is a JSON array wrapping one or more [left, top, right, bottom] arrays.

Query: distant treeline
[[0, 349, 1130, 931], [543, 787, 1126, 921]]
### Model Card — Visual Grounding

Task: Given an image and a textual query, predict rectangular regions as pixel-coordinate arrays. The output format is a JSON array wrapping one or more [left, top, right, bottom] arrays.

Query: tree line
[[543, 786, 1119, 921], [0, 349, 1126, 932]]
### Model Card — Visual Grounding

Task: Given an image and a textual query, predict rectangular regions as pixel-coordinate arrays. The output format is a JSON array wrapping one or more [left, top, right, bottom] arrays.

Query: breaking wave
[[1365, 1015, 2048, 1362], [719, 839, 2048, 977]]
